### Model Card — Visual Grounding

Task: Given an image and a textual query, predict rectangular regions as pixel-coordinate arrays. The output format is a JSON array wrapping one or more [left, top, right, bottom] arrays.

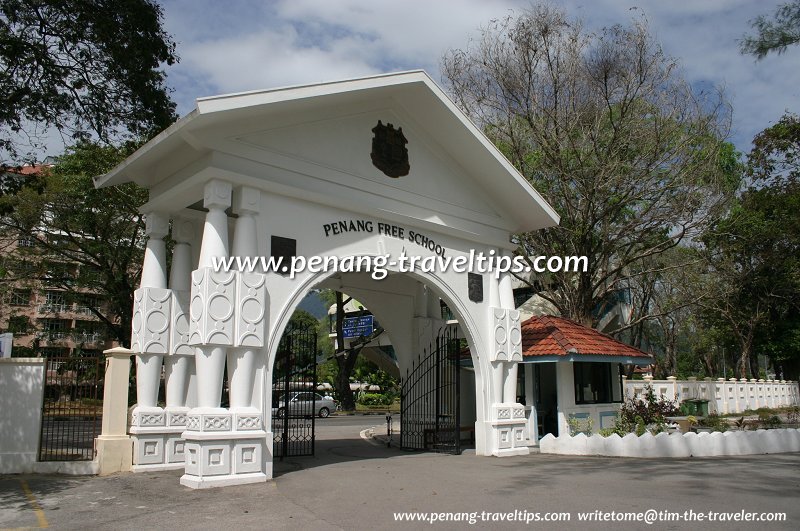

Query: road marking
[[19, 479, 49, 529], [359, 427, 383, 447]]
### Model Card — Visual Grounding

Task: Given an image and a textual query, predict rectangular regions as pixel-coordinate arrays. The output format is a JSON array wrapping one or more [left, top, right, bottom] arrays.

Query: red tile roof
[[2, 164, 50, 175], [521, 315, 652, 360]]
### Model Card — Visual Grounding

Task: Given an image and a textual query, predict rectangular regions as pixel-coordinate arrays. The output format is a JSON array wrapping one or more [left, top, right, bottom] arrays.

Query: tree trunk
[[334, 291, 358, 410]]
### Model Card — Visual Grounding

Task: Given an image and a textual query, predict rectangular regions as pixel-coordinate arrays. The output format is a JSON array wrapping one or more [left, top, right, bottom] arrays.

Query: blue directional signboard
[[342, 315, 374, 339]]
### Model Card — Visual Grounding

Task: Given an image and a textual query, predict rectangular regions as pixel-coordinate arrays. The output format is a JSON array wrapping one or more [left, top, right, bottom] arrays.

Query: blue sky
[[159, 0, 799, 154], [13, 1, 798, 161]]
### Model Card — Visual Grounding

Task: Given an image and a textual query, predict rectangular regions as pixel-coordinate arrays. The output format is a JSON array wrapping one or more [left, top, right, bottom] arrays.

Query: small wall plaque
[[271, 236, 296, 275], [468, 273, 483, 303]]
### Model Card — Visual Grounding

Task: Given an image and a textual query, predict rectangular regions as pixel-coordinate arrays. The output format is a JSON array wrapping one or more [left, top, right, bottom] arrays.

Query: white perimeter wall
[[0, 358, 44, 473], [540, 428, 800, 457], [626, 377, 800, 414]]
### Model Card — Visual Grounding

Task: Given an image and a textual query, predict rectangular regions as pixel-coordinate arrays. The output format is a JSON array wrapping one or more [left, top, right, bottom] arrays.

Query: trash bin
[[695, 399, 710, 417], [680, 399, 697, 416]]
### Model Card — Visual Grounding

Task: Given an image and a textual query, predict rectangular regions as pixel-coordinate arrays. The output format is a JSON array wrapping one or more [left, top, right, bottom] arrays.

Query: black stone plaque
[[370, 120, 410, 178], [271, 235, 296, 275], [468, 272, 483, 303]]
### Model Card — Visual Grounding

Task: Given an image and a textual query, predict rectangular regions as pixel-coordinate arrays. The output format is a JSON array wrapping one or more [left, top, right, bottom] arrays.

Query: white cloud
[[159, 0, 800, 152]]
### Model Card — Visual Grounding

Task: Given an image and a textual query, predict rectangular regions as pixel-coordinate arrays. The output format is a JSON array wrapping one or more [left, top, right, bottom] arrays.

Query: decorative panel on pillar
[[170, 290, 193, 355], [490, 308, 522, 362], [234, 272, 266, 348], [131, 287, 173, 354], [182, 267, 269, 488], [189, 268, 236, 347]]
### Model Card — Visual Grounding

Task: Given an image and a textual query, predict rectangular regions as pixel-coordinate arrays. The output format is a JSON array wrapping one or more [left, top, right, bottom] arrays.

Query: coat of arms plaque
[[370, 120, 410, 178]]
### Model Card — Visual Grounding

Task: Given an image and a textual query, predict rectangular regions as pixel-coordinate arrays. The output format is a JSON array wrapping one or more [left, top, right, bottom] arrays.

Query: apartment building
[[0, 164, 117, 357]]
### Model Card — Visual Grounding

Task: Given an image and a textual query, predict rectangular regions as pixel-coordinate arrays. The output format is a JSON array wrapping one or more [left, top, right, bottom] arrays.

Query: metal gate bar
[[400, 326, 461, 454], [272, 322, 318, 458], [38, 356, 103, 461]]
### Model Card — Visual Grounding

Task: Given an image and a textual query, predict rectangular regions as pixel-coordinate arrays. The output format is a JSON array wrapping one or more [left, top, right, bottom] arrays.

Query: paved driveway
[[1, 419, 798, 530]]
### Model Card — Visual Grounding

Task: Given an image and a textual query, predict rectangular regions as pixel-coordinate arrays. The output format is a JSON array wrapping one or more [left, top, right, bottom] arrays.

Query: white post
[[159, 217, 196, 467], [499, 268, 517, 404], [129, 212, 173, 470], [194, 181, 232, 409], [228, 187, 261, 410], [524, 363, 537, 444]]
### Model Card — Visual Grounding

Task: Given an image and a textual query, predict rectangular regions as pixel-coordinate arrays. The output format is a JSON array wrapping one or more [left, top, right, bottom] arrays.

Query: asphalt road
[[1, 417, 798, 530]]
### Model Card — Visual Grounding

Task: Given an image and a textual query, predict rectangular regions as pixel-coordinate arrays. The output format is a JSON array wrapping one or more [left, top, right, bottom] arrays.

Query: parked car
[[275, 391, 336, 418]]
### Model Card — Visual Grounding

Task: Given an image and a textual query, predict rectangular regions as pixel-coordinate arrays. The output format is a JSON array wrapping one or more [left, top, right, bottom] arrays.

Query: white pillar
[[194, 180, 232, 410], [135, 212, 169, 409], [165, 218, 195, 416], [524, 363, 537, 444], [500, 266, 518, 404], [129, 212, 174, 470], [228, 187, 260, 410]]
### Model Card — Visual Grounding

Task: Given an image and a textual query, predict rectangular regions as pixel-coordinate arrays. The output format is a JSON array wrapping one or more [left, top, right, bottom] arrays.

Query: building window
[[41, 318, 70, 339], [7, 316, 31, 334], [9, 289, 31, 306], [573, 362, 623, 404]]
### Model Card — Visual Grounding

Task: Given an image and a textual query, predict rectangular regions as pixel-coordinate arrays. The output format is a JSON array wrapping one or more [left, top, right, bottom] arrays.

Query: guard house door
[[534, 363, 558, 438], [272, 322, 318, 458], [400, 326, 462, 454]]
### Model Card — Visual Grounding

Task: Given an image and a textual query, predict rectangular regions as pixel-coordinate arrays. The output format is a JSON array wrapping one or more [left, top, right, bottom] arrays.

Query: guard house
[[95, 71, 560, 488], [517, 315, 653, 439]]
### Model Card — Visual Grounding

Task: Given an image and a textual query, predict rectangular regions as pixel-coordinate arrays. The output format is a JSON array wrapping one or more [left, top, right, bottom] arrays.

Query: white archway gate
[[96, 71, 559, 488]]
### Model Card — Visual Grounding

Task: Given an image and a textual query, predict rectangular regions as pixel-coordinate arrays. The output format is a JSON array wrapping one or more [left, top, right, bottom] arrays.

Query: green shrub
[[357, 392, 393, 406], [612, 384, 680, 435], [698, 413, 728, 432], [757, 411, 782, 429]]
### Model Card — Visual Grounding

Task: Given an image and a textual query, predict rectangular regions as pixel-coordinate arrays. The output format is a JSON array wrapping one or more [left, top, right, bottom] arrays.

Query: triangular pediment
[[97, 71, 559, 244]]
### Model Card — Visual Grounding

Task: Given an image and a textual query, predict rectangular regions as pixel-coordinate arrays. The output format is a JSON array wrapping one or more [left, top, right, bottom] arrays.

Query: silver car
[[276, 391, 336, 418]]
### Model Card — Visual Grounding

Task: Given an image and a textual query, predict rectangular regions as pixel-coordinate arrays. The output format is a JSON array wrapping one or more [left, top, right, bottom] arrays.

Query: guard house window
[[573, 362, 622, 404]]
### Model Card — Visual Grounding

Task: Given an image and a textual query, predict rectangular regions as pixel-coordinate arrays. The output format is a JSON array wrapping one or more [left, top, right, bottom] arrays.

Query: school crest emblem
[[370, 120, 410, 178]]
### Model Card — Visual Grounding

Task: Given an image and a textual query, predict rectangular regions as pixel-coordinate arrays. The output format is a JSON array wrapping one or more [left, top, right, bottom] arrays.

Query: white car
[[275, 391, 336, 418]]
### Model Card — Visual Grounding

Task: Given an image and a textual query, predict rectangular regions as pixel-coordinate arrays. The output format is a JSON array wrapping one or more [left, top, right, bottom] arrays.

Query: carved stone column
[[162, 217, 195, 466], [228, 187, 262, 411], [129, 212, 172, 470], [182, 181, 268, 488], [483, 257, 529, 456]]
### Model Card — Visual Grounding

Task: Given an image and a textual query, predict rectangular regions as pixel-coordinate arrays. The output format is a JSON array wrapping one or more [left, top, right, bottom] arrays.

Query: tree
[[0, 141, 148, 347], [747, 113, 800, 186], [443, 5, 739, 328], [0, 0, 178, 159], [698, 180, 800, 379], [740, 0, 800, 59]]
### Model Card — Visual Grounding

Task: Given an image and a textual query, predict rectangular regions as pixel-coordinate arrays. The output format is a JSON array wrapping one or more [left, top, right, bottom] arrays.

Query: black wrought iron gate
[[39, 355, 104, 461], [400, 326, 461, 454], [272, 322, 318, 458]]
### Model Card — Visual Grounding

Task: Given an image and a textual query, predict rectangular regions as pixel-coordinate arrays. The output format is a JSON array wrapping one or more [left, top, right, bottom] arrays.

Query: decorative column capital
[[233, 186, 261, 216], [145, 212, 170, 239], [172, 217, 195, 244], [203, 180, 232, 211]]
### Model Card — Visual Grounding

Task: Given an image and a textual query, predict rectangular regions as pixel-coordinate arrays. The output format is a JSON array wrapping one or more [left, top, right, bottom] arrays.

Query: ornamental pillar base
[[180, 408, 270, 489], [483, 403, 530, 457], [129, 405, 187, 471]]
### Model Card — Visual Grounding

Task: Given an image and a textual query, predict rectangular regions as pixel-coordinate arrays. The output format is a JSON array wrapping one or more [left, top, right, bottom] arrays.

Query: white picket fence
[[625, 376, 800, 415]]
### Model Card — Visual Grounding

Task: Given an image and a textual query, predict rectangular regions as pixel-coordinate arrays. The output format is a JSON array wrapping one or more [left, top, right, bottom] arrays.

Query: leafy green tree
[[740, 0, 800, 59], [0, 0, 178, 159], [443, 5, 739, 328], [0, 141, 147, 347], [699, 180, 800, 378]]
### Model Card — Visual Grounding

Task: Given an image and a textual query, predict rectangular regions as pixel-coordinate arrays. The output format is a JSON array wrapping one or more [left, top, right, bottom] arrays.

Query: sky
[[16, 0, 800, 160], [157, 0, 798, 154]]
